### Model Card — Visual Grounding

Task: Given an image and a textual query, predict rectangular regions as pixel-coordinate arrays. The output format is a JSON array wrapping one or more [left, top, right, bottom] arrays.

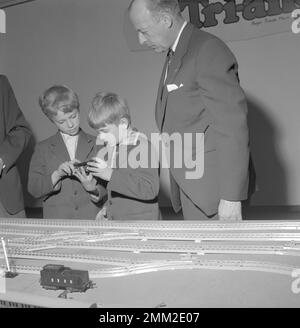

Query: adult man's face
[[129, 0, 172, 53]]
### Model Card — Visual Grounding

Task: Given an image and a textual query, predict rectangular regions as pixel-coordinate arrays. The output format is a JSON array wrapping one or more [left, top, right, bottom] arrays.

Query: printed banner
[[124, 0, 299, 50], [180, 0, 298, 41]]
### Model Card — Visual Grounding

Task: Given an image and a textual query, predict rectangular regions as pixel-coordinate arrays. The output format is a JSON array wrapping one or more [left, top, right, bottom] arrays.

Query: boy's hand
[[96, 206, 108, 220], [57, 161, 75, 177], [73, 163, 98, 193], [87, 157, 113, 181], [51, 161, 75, 188]]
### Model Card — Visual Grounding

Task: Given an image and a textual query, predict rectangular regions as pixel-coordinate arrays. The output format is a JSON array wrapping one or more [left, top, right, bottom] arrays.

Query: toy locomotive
[[40, 264, 92, 292]]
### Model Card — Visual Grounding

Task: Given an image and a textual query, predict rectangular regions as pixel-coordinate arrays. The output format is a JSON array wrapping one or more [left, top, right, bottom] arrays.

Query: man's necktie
[[164, 48, 174, 84], [160, 49, 174, 102]]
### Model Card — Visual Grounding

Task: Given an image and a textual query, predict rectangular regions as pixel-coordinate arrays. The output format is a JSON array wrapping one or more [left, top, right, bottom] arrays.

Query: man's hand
[[56, 161, 75, 177], [87, 157, 113, 181], [218, 199, 242, 221]]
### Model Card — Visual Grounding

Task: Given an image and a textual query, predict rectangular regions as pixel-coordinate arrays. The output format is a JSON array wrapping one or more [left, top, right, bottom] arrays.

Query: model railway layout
[[1, 218, 300, 307]]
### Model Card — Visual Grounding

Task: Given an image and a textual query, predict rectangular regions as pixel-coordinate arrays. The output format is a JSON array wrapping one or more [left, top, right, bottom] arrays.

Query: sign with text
[[124, 0, 299, 50], [179, 0, 298, 41]]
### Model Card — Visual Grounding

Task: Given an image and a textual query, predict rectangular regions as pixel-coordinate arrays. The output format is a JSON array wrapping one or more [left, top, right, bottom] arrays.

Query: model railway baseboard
[[1, 218, 300, 307]]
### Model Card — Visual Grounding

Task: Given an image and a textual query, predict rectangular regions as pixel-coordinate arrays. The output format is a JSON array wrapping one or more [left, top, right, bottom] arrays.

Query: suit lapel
[[75, 130, 95, 161], [155, 55, 169, 128], [168, 23, 194, 83], [155, 23, 194, 132], [49, 130, 94, 163], [50, 132, 70, 163]]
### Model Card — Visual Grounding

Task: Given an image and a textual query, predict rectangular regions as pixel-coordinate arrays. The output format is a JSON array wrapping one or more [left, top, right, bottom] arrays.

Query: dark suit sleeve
[[196, 38, 249, 200], [0, 75, 32, 170], [109, 139, 159, 200], [27, 143, 57, 199], [109, 167, 159, 200]]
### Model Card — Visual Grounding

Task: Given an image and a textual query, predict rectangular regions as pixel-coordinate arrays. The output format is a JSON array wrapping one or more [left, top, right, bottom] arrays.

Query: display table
[[0, 218, 300, 307]]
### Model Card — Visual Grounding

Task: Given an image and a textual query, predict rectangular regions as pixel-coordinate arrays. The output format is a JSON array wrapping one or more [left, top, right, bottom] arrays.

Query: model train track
[[2, 228, 300, 242], [3, 249, 152, 266], [1, 219, 300, 231], [4, 240, 300, 256], [0, 229, 93, 237], [1, 259, 298, 278]]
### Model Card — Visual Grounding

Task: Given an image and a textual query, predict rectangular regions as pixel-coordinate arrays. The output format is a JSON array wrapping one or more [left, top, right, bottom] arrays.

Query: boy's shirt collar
[[60, 130, 79, 161], [97, 128, 141, 169], [119, 128, 140, 146], [60, 129, 80, 140]]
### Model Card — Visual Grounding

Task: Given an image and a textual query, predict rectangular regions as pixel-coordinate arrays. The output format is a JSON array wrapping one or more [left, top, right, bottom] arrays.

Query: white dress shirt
[[164, 20, 187, 83], [171, 20, 187, 53], [60, 132, 79, 160]]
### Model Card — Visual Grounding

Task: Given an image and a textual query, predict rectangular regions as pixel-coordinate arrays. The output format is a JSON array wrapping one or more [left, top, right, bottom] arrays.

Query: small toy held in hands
[[73, 160, 89, 168], [73, 160, 96, 174]]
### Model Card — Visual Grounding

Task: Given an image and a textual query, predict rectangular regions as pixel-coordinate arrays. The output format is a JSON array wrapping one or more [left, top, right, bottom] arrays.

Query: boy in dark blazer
[[0, 75, 32, 218], [87, 91, 160, 220], [28, 85, 101, 219]]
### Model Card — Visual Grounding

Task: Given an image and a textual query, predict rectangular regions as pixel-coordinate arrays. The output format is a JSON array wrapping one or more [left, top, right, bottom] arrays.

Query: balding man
[[129, 0, 251, 220]]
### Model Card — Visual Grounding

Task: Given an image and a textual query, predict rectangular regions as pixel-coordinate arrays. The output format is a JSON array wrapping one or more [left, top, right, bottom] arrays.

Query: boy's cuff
[[0, 158, 6, 169], [88, 187, 101, 202]]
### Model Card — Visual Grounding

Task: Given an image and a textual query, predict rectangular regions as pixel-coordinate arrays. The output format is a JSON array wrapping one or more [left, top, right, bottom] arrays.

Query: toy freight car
[[40, 264, 91, 292]]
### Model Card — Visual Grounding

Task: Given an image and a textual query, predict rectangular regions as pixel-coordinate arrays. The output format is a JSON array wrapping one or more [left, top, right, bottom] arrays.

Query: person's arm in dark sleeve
[[109, 139, 159, 200], [196, 38, 249, 201], [0, 75, 32, 171], [27, 144, 59, 199], [109, 166, 159, 200]]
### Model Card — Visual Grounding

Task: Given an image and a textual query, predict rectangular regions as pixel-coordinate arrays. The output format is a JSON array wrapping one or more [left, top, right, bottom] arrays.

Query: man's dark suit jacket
[[155, 23, 250, 216], [0, 75, 31, 214]]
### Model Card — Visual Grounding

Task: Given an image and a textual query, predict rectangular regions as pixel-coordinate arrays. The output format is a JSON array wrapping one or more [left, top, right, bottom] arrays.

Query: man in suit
[[28, 85, 102, 219], [129, 0, 250, 220], [0, 75, 32, 218]]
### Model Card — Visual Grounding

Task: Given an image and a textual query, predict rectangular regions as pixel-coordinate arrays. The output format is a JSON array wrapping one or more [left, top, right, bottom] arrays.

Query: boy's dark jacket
[[97, 131, 160, 220]]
